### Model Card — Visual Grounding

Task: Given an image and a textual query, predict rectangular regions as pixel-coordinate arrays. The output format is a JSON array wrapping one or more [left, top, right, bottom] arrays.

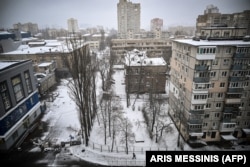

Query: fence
[[88, 140, 167, 154]]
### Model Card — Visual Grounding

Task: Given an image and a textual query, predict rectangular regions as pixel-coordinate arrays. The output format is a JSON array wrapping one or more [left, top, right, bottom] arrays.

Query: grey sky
[[0, 0, 250, 30]]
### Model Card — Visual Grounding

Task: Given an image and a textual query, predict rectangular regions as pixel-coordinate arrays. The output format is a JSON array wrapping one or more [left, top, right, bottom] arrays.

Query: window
[[24, 71, 32, 93], [216, 103, 222, 108], [223, 59, 230, 66], [215, 113, 220, 118], [220, 82, 225, 87], [221, 71, 227, 77], [206, 103, 211, 108], [212, 59, 218, 65], [218, 93, 224, 98], [208, 93, 213, 98], [226, 47, 232, 53], [0, 81, 12, 110], [210, 83, 214, 88], [194, 105, 204, 110], [12, 75, 24, 102], [204, 114, 209, 118], [203, 122, 208, 127], [194, 94, 208, 100], [210, 71, 216, 77]]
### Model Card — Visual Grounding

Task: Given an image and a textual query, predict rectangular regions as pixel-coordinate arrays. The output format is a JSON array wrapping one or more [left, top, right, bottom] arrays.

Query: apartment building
[[169, 37, 250, 146], [0, 40, 76, 78], [13, 22, 39, 36], [196, 6, 250, 36], [117, 0, 140, 39], [124, 49, 167, 94], [67, 18, 79, 33], [111, 38, 172, 64], [0, 60, 41, 151]]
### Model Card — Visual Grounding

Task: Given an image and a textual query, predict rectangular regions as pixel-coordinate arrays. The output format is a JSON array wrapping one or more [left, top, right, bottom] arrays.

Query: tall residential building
[[67, 18, 79, 33], [13, 22, 39, 35], [196, 6, 250, 36], [169, 34, 250, 146], [0, 60, 41, 151], [117, 0, 141, 39], [150, 18, 163, 32]]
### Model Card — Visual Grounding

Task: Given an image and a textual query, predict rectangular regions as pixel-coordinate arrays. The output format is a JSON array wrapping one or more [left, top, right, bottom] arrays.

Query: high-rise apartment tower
[[117, 0, 141, 39]]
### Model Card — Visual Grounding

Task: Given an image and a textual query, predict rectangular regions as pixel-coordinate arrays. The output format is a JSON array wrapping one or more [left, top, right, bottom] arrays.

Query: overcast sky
[[0, 0, 250, 30]]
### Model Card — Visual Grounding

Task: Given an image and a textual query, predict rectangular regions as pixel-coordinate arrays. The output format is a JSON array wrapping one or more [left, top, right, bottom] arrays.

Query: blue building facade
[[0, 60, 41, 151]]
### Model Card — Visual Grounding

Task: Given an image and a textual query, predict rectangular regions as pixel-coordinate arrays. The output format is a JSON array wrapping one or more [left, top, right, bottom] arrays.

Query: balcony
[[196, 54, 215, 60], [189, 110, 205, 115], [195, 65, 211, 71], [225, 98, 241, 104], [224, 107, 238, 113], [231, 64, 243, 70], [229, 76, 246, 82], [188, 119, 203, 124], [193, 77, 210, 83], [233, 52, 250, 58], [220, 122, 236, 132], [244, 86, 250, 91], [228, 87, 243, 93]]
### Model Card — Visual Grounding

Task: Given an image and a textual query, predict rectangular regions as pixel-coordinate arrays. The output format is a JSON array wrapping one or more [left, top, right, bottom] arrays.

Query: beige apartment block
[[169, 38, 250, 146]]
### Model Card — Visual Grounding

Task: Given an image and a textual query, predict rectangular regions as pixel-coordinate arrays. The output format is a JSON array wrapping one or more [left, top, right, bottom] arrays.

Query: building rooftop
[[174, 39, 250, 46], [0, 40, 86, 55], [125, 49, 166, 66], [0, 60, 28, 71]]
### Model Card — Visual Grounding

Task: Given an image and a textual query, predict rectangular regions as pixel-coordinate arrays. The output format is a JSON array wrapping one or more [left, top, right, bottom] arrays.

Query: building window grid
[[12, 75, 24, 102], [24, 71, 32, 94], [0, 82, 12, 110]]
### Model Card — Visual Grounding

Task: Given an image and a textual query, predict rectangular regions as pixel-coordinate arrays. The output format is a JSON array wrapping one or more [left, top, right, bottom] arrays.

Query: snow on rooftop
[[0, 61, 18, 70], [125, 49, 166, 66], [175, 39, 250, 46], [0, 31, 12, 35], [2, 40, 71, 54], [38, 62, 53, 67]]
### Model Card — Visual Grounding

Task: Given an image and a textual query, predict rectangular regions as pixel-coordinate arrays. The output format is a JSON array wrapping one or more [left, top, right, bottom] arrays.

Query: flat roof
[[0, 60, 28, 71], [38, 62, 52, 67], [174, 39, 250, 46]]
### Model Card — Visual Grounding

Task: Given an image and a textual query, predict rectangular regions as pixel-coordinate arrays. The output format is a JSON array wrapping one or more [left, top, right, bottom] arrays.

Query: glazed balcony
[[229, 76, 246, 82], [195, 65, 211, 71], [233, 52, 250, 58], [227, 87, 243, 93], [189, 110, 205, 115], [193, 77, 210, 83]]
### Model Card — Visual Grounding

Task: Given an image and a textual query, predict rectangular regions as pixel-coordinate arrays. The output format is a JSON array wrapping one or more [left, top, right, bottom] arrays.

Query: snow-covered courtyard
[[30, 68, 250, 166]]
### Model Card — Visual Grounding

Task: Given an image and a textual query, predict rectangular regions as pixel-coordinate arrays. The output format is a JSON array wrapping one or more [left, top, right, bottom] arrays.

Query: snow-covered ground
[[30, 68, 250, 166]]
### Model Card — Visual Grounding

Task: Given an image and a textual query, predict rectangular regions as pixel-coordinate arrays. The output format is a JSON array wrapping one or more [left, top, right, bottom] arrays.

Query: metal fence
[[88, 140, 167, 154]]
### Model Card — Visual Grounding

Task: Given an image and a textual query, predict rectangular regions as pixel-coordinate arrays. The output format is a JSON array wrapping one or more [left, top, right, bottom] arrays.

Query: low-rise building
[[111, 38, 172, 64], [124, 49, 167, 93], [0, 60, 41, 151]]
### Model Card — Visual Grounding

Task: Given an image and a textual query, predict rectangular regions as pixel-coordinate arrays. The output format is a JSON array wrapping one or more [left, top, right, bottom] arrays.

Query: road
[[0, 147, 104, 167], [0, 126, 104, 167]]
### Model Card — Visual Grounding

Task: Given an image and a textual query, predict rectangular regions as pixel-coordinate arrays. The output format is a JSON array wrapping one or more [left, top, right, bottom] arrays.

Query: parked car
[[44, 147, 54, 152]]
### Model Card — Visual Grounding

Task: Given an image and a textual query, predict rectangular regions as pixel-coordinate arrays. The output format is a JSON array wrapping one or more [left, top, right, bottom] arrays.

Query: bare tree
[[119, 118, 135, 154], [63, 36, 97, 146], [110, 97, 123, 152]]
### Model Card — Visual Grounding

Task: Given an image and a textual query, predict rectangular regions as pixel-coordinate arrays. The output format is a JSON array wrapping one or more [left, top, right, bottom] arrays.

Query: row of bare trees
[[98, 50, 135, 154]]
